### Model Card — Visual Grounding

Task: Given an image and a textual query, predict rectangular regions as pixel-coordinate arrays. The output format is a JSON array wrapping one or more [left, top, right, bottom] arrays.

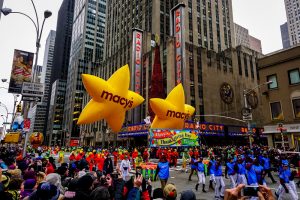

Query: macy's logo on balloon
[[166, 110, 190, 119], [101, 90, 133, 108]]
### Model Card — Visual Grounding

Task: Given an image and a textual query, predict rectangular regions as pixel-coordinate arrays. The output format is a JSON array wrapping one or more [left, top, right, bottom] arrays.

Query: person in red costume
[[143, 148, 149, 163], [173, 149, 179, 167], [96, 153, 105, 172], [194, 148, 199, 159], [69, 151, 76, 162], [189, 148, 194, 158], [112, 149, 119, 166], [75, 151, 84, 161], [86, 152, 94, 171], [132, 148, 138, 169], [156, 148, 162, 159], [167, 150, 172, 164]]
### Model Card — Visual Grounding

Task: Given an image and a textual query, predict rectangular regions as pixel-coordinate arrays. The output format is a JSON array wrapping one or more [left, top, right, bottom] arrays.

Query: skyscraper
[[46, 0, 74, 145], [51, 0, 74, 85], [30, 30, 56, 135], [280, 22, 291, 49], [284, 0, 300, 46], [234, 23, 262, 53], [63, 0, 106, 142]]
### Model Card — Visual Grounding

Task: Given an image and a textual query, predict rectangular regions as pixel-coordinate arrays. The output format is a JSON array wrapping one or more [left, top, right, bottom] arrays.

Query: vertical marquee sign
[[131, 28, 143, 123], [170, 3, 186, 85]]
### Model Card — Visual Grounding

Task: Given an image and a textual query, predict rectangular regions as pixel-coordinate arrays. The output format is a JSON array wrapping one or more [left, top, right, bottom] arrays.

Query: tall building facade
[[51, 0, 74, 85], [80, 0, 265, 146], [234, 23, 262, 53], [46, 0, 74, 145], [281, 22, 291, 49], [30, 31, 56, 137], [63, 0, 106, 143], [284, 0, 300, 46], [47, 79, 67, 146]]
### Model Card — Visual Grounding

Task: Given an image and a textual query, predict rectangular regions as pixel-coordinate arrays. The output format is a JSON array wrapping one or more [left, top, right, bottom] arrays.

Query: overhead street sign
[[242, 113, 253, 121], [21, 82, 44, 97], [21, 95, 42, 102]]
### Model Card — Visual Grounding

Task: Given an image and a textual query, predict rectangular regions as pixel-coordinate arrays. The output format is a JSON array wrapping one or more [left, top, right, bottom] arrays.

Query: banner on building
[[70, 139, 80, 147], [131, 28, 143, 123], [170, 3, 186, 85], [8, 49, 34, 93], [149, 129, 199, 147]]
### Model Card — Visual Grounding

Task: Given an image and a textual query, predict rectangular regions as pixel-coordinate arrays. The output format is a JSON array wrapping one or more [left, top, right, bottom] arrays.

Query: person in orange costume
[[143, 148, 149, 163], [112, 149, 119, 166], [132, 148, 138, 169]]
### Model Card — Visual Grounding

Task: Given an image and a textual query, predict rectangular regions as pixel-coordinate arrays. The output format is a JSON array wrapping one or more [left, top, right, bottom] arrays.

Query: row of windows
[[267, 68, 300, 89], [270, 99, 300, 120]]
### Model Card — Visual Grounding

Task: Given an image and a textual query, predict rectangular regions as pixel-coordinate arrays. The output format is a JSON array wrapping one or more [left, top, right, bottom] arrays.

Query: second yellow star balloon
[[77, 64, 144, 132], [150, 83, 195, 129]]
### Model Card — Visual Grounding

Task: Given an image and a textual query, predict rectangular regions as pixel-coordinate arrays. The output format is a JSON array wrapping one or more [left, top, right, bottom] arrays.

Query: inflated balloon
[[29, 132, 44, 148], [77, 64, 145, 132], [150, 83, 195, 129], [12, 113, 24, 131]]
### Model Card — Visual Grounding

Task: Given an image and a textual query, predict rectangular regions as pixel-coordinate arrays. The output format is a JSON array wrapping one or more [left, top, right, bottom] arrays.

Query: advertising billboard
[[4, 132, 20, 143], [8, 49, 34, 93], [149, 129, 199, 147]]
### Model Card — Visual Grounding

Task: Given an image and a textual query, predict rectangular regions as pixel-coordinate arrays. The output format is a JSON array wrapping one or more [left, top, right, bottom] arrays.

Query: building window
[[288, 68, 300, 84], [267, 74, 278, 89], [292, 98, 300, 118], [270, 102, 283, 120]]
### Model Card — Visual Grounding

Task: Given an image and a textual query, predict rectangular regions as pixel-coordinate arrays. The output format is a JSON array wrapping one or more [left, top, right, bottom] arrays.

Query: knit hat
[[163, 184, 177, 200], [36, 182, 60, 200], [180, 190, 196, 200], [24, 179, 37, 190], [46, 173, 64, 194], [90, 186, 110, 200], [153, 188, 164, 200]]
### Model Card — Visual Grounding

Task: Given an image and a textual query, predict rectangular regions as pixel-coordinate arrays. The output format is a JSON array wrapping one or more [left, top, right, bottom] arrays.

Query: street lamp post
[[2, 1, 52, 158], [243, 81, 273, 149]]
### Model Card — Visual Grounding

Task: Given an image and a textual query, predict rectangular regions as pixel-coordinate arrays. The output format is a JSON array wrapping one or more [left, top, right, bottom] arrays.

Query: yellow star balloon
[[77, 64, 144, 132], [150, 83, 195, 129]]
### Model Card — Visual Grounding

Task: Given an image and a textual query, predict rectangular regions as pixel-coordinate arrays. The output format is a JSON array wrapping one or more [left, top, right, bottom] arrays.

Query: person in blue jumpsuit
[[236, 155, 247, 185], [225, 156, 237, 188], [208, 155, 216, 190], [260, 152, 276, 184], [195, 157, 207, 193], [214, 157, 225, 199], [276, 163, 298, 200]]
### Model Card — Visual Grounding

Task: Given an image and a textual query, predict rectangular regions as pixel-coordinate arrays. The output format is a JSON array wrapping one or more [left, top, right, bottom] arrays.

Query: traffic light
[[16, 104, 22, 113]]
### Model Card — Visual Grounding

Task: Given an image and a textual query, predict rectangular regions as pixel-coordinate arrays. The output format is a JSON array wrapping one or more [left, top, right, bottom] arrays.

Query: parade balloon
[[77, 64, 144, 132], [29, 132, 44, 148], [150, 83, 195, 129]]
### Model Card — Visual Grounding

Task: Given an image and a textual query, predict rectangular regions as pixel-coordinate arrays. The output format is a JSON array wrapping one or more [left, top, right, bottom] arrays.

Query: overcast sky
[[0, 0, 287, 129]]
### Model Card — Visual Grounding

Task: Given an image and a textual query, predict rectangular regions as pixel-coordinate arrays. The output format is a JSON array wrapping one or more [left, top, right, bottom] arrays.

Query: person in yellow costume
[[135, 152, 144, 169], [58, 148, 64, 164]]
